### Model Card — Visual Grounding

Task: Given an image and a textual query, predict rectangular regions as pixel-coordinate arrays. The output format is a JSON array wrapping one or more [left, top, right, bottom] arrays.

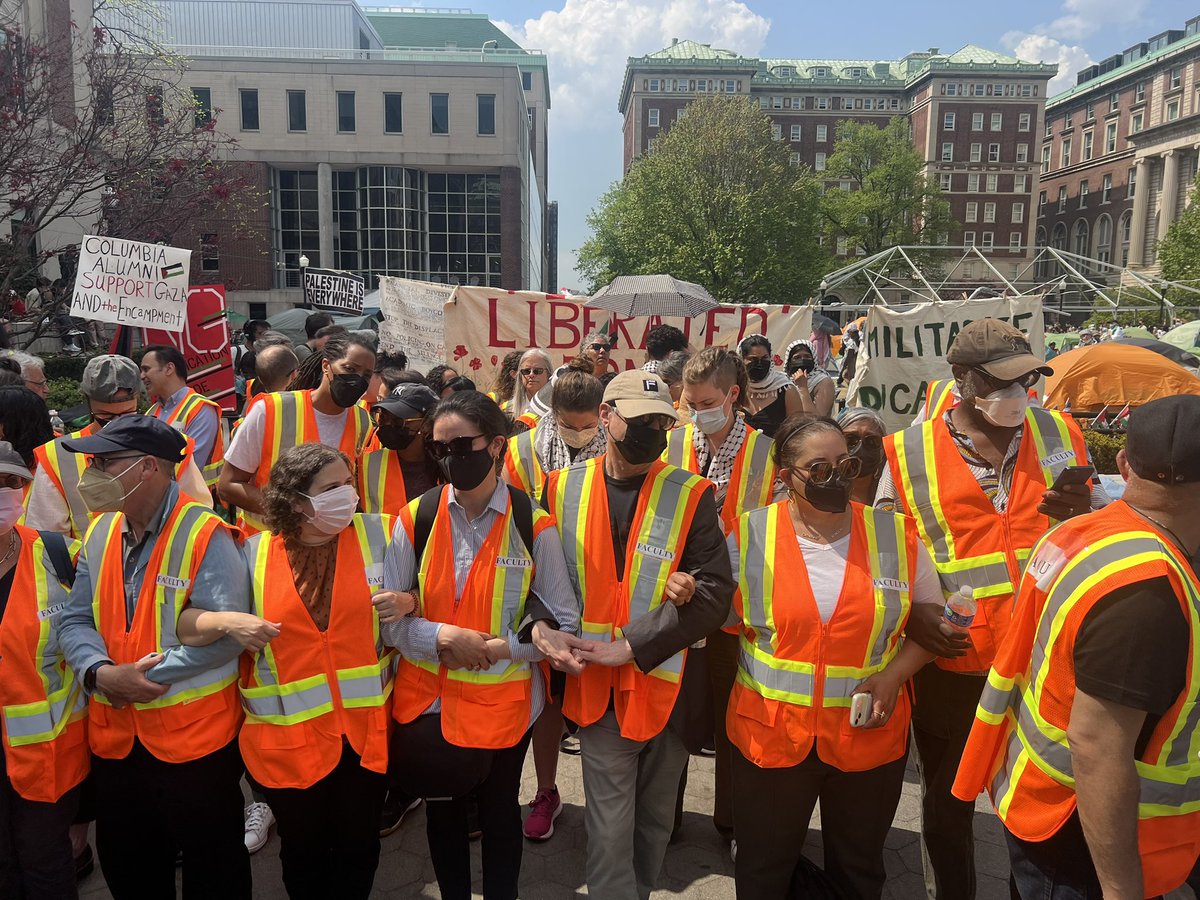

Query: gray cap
[[81, 354, 141, 402], [0, 441, 33, 481]]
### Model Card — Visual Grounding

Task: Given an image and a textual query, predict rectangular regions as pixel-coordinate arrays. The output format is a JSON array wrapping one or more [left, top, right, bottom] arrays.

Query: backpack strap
[[38, 530, 76, 588], [411, 485, 447, 565], [506, 485, 535, 558]]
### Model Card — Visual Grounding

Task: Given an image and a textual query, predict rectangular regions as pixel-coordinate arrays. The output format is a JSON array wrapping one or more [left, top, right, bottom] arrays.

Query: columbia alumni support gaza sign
[[70, 236, 192, 333]]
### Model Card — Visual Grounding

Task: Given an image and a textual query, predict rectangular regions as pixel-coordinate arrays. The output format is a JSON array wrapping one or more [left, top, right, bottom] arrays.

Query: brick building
[[1036, 17, 1200, 276], [619, 41, 1056, 274]]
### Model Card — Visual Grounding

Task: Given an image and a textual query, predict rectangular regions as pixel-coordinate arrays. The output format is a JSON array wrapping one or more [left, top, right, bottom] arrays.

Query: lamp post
[[298, 254, 309, 301]]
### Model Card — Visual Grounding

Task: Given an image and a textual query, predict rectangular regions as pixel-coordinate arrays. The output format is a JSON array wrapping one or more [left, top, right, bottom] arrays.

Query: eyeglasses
[[1, 474, 27, 490], [519, 367, 548, 377], [426, 434, 486, 460], [844, 434, 883, 455], [614, 409, 675, 432], [87, 454, 144, 471], [588, 343, 613, 353], [91, 412, 134, 428], [972, 367, 1040, 391], [792, 456, 863, 484], [24, 377, 47, 388]]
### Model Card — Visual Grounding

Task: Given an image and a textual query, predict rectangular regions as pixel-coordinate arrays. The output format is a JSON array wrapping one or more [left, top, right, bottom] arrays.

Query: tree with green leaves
[[577, 95, 825, 302], [1157, 174, 1200, 291], [821, 117, 953, 257]]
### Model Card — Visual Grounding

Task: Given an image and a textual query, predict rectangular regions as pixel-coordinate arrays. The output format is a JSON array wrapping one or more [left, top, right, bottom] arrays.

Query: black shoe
[[379, 793, 422, 837], [467, 797, 482, 841], [74, 844, 94, 882]]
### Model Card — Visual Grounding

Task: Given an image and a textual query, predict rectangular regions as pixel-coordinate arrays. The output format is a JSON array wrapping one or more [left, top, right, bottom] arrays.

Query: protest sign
[[377, 277, 452, 373], [846, 295, 1045, 432], [70, 236, 190, 332], [142, 285, 236, 411], [442, 286, 813, 385], [304, 267, 365, 313]]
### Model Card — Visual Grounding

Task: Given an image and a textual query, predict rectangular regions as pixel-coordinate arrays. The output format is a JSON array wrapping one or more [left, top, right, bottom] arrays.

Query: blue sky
[[483, 0, 1198, 290]]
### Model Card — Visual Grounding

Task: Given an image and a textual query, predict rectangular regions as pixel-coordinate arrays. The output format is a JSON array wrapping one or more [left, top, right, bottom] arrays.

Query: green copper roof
[[644, 40, 742, 61], [365, 10, 521, 50], [1047, 28, 1200, 106]]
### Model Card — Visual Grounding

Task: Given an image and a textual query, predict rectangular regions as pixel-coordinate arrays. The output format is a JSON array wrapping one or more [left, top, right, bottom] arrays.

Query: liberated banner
[[304, 267, 365, 313], [846, 295, 1045, 432], [142, 285, 236, 410], [70, 236, 190, 332], [442, 286, 813, 386], [377, 277, 452, 373]]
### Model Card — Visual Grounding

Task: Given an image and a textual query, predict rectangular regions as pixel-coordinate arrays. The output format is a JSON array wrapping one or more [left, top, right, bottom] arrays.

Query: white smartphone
[[850, 692, 874, 728]]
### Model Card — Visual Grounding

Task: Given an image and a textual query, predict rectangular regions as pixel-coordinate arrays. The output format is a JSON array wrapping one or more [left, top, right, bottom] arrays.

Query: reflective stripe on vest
[[924, 379, 957, 419], [357, 449, 408, 516], [150, 390, 225, 486], [665, 423, 776, 533], [505, 428, 544, 497], [35, 427, 93, 539]]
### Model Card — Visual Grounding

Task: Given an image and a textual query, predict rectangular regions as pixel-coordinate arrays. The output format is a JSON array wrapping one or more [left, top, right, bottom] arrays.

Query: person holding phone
[[784, 340, 836, 417], [726, 414, 940, 899]]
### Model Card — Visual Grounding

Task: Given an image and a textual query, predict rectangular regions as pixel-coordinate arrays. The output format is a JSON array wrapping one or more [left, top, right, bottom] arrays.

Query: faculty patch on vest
[[496, 556, 533, 569], [1039, 450, 1075, 469], [1027, 542, 1068, 592], [37, 601, 68, 621], [364, 564, 384, 589], [156, 573, 191, 591], [872, 577, 910, 593], [636, 542, 675, 562]]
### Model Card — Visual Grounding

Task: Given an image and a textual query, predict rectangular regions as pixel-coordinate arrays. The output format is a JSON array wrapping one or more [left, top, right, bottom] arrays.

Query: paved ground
[[79, 746, 1018, 899]]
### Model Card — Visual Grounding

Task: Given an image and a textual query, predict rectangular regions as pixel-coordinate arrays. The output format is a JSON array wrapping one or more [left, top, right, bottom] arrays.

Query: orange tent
[[1043, 342, 1200, 411]]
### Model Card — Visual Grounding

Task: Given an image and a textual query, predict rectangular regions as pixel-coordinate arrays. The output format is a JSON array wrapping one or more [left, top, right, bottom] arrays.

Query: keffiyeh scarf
[[536, 413, 608, 473], [692, 412, 747, 506]]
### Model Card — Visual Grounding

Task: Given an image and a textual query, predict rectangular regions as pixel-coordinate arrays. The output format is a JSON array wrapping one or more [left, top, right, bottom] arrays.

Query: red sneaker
[[523, 786, 563, 841]]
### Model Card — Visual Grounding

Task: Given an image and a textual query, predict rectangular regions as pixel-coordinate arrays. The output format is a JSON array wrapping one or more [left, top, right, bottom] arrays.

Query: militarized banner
[[304, 267, 366, 313]]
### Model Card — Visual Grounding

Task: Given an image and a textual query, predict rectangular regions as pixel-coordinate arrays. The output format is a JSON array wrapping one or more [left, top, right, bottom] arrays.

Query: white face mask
[[690, 393, 732, 436], [560, 425, 599, 449], [0, 487, 24, 530], [973, 382, 1029, 428], [301, 485, 359, 535]]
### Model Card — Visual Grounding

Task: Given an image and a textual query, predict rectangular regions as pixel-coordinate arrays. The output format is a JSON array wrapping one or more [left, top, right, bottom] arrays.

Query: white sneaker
[[730, 839, 737, 863], [244, 802, 275, 854], [63, 343, 82, 353]]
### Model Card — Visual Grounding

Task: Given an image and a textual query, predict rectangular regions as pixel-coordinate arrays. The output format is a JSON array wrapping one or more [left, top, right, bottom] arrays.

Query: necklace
[[1129, 506, 1194, 558], [793, 511, 852, 544], [0, 531, 17, 570]]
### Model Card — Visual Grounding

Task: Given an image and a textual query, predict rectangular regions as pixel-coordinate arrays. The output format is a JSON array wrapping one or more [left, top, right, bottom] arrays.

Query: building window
[[964, 231, 976, 246], [648, 108, 659, 127], [1171, 67, 1182, 90], [522, 71, 533, 91], [816, 124, 828, 142], [1015, 174, 1028, 193], [1131, 112, 1144, 133], [1079, 180, 1089, 208], [200, 233, 219, 271], [477, 94, 496, 135], [982, 232, 994, 249], [1102, 174, 1112, 203], [771, 124, 782, 141], [1045, 119, 1053, 138], [940, 173, 953, 191], [988, 143, 1001, 162], [1061, 138, 1071, 168], [648, 79, 660, 92], [384, 93, 403, 133], [1096, 214, 1112, 264], [815, 152, 827, 171], [336, 91, 355, 133], [1016, 143, 1028, 163], [1058, 185, 1067, 212], [1109, 91, 1120, 110], [772, 96, 783, 109], [1120, 211, 1132, 265], [192, 87, 212, 128], [1128, 166, 1137, 198], [1105, 122, 1117, 153], [1010, 233, 1023, 251], [965, 202, 978, 223], [1012, 202, 1024, 223], [1082, 131, 1093, 161], [1085, 102, 1095, 121], [239, 88, 259, 131], [788, 152, 800, 167], [428, 173, 502, 287], [816, 97, 829, 110], [814, 67, 829, 77], [990, 112, 1002, 131], [1073, 220, 1089, 258], [724, 80, 736, 92], [972, 112, 984, 130], [1042, 145, 1051, 173], [1018, 112, 1031, 131], [146, 90, 165, 127], [942, 143, 954, 162], [1039, 191, 1046, 207], [984, 201, 996, 223], [1135, 81, 1145, 102], [790, 124, 801, 141], [986, 174, 998, 192], [287, 90, 306, 131], [968, 174, 981, 192], [944, 112, 956, 130], [431, 93, 449, 134], [274, 169, 320, 285], [1167, 99, 1181, 122], [970, 143, 982, 162]]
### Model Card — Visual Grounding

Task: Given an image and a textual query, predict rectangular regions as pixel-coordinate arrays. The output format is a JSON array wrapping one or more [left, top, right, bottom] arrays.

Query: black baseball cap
[[62, 415, 188, 463], [1125, 395, 1200, 484], [374, 383, 439, 419]]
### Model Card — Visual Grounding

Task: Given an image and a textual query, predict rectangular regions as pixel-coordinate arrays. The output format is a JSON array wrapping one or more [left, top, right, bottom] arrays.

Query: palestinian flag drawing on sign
[[161, 262, 185, 279]]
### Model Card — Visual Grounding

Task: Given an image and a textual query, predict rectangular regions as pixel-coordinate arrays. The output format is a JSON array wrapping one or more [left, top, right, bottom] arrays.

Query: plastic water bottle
[[943, 586, 976, 633], [49, 409, 64, 433]]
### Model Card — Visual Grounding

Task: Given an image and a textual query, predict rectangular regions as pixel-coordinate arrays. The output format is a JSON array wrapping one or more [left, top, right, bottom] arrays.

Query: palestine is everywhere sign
[[304, 267, 365, 313]]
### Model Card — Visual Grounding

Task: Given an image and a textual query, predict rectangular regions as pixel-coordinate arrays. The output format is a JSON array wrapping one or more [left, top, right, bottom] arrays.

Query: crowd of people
[[0, 311, 1198, 900]]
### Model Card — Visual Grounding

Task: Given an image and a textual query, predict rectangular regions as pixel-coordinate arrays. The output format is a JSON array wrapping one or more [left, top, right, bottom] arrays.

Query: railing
[[169, 44, 546, 63]]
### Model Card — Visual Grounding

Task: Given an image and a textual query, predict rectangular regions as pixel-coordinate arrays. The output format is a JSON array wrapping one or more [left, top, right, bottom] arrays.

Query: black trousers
[[911, 664, 988, 900], [92, 737, 251, 900], [255, 742, 386, 900], [391, 715, 532, 900], [732, 745, 907, 900], [0, 743, 80, 900]]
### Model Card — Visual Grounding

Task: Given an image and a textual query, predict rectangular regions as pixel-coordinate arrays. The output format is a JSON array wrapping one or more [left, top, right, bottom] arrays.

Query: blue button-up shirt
[[157, 384, 219, 468]]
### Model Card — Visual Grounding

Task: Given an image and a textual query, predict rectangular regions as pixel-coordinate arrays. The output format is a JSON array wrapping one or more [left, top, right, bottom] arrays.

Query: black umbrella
[[588, 275, 719, 319], [1113, 337, 1200, 369], [811, 313, 842, 336]]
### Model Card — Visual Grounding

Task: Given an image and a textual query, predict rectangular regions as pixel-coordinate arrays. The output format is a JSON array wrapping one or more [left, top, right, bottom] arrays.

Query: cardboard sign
[[304, 267, 365, 313], [142, 286, 236, 411], [377, 277, 452, 373], [70, 236, 190, 332], [846, 295, 1045, 432]]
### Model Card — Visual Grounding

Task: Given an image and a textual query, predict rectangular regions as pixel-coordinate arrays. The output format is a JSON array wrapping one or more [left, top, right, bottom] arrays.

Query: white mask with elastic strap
[[0, 487, 24, 530], [974, 382, 1028, 428], [301, 485, 359, 535]]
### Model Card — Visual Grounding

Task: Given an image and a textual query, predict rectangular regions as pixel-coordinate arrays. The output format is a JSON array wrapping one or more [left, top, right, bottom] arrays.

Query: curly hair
[[262, 443, 351, 540]]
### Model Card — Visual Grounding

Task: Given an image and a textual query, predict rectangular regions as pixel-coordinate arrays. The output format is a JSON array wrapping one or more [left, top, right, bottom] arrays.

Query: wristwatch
[[84, 660, 114, 692]]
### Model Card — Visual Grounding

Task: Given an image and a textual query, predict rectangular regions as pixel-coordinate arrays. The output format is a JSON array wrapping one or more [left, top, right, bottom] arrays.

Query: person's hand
[[484, 637, 511, 665], [664, 572, 697, 607], [850, 671, 902, 730], [575, 638, 635, 668], [1038, 482, 1091, 520], [791, 369, 810, 388], [531, 622, 588, 675], [372, 590, 417, 624], [904, 602, 969, 658], [94, 655, 170, 708], [436, 625, 492, 670], [218, 613, 281, 652]]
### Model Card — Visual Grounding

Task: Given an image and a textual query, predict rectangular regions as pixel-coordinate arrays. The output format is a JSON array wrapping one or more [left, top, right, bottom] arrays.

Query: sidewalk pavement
[[79, 746, 1015, 899]]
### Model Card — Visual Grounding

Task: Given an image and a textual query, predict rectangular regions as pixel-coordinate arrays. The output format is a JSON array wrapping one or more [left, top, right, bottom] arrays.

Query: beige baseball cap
[[603, 371, 679, 420]]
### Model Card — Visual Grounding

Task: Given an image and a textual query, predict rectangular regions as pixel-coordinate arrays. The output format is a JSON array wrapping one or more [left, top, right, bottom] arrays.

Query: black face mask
[[436, 446, 495, 492], [376, 424, 418, 452], [791, 472, 852, 514], [329, 373, 369, 408], [786, 358, 816, 377], [745, 358, 771, 381], [614, 420, 669, 466]]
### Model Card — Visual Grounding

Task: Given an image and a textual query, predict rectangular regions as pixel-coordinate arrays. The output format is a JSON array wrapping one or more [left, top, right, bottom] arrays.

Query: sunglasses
[[519, 367, 548, 377], [614, 409, 675, 432], [588, 343, 613, 352], [426, 434, 486, 460], [1, 474, 27, 490], [972, 367, 1040, 391], [844, 434, 883, 455], [91, 412, 134, 427], [792, 456, 863, 484]]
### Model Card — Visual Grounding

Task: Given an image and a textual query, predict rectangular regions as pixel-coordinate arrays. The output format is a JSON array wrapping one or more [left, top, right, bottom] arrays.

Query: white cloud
[[1002, 31, 1095, 95], [1044, 0, 1148, 42], [497, 0, 770, 131]]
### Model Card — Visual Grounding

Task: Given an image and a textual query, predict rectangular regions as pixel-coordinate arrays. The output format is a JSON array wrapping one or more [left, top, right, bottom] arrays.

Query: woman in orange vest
[[837, 406, 888, 505], [381, 390, 580, 900], [0, 442, 88, 899], [358, 383, 441, 516], [177, 443, 412, 899], [726, 414, 943, 900]]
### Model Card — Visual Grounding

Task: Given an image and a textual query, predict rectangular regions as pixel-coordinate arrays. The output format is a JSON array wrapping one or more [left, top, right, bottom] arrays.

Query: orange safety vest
[[884, 406, 1089, 672], [953, 501, 1200, 897], [503, 427, 545, 497], [923, 379, 958, 420], [356, 448, 410, 516], [239, 515, 395, 789], [241, 390, 372, 534], [726, 501, 918, 771], [546, 457, 711, 741], [0, 527, 89, 802], [664, 421, 777, 534], [84, 500, 242, 762], [34, 423, 201, 540], [148, 387, 225, 485], [392, 488, 551, 749]]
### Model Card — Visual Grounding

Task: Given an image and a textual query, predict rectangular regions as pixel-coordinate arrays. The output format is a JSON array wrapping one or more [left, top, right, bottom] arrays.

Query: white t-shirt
[[796, 533, 943, 623], [224, 399, 352, 473]]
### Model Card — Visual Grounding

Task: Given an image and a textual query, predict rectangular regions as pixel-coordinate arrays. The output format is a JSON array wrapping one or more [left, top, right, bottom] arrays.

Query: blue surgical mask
[[690, 394, 731, 436]]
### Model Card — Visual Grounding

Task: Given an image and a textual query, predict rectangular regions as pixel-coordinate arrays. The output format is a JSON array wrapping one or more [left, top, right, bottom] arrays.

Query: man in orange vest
[[545, 371, 734, 899], [876, 318, 1101, 899], [56, 416, 252, 898], [140, 344, 222, 472], [954, 395, 1200, 899]]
